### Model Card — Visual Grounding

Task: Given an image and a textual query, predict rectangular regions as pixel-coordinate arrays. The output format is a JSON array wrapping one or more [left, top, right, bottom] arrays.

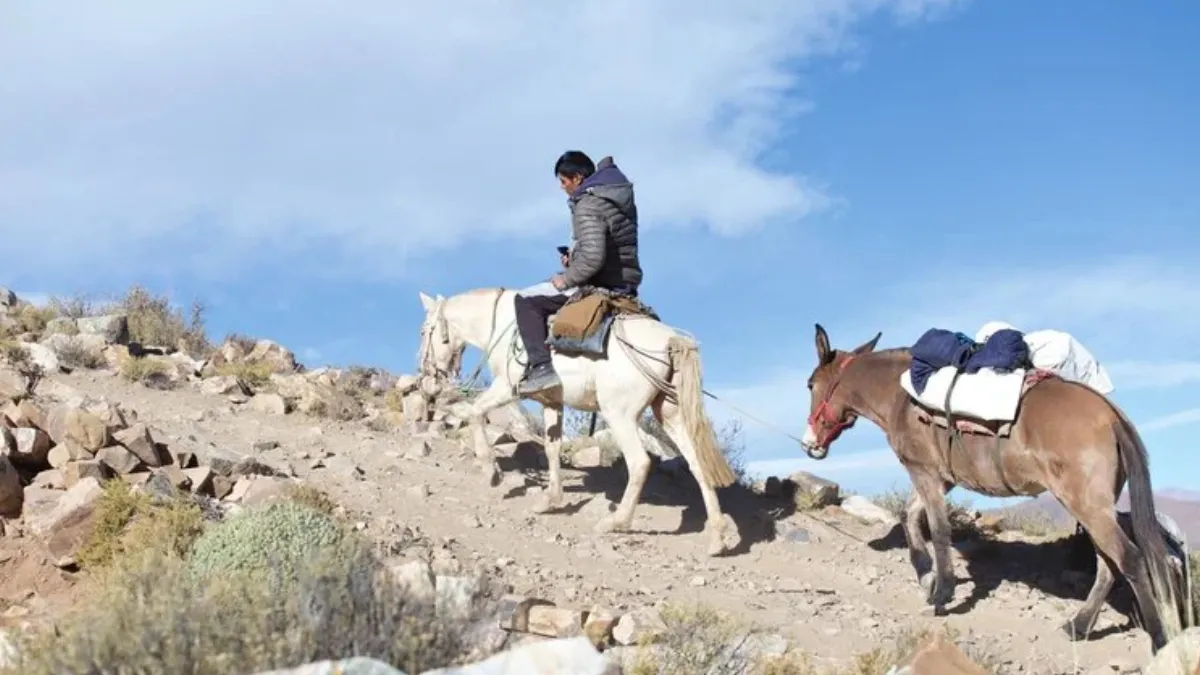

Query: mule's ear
[[435, 294, 445, 302], [814, 323, 832, 363], [853, 331, 883, 355], [419, 291, 435, 311]]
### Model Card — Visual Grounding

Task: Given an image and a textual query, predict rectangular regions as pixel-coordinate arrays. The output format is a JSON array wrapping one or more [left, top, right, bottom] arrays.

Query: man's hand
[[560, 253, 570, 268], [551, 273, 567, 291]]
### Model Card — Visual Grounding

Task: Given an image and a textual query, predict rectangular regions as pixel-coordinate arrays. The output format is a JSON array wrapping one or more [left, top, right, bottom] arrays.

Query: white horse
[[417, 288, 742, 556]]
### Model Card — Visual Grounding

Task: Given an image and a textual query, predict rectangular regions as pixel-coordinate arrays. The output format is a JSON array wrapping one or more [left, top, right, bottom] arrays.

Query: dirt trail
[[6, 369, 1159, 674]]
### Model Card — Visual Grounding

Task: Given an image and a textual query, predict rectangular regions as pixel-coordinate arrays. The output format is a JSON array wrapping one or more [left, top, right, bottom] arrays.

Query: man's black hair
[[553, 151, 595, 180]]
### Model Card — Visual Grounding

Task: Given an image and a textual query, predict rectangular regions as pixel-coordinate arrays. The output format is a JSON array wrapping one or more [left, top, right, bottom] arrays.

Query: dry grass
[[280, 483, 341, 518], [222, 332, 260, 355], [870, 487, 982, 540], [632, 603, 1003, 675], [120, 355, 172, 384], [76, 479, 207, 570], [1, 303, 58, 338]]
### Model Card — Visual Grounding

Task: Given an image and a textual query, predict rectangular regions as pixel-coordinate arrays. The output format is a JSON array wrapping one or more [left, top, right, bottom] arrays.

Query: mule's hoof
[[1059, 619, 1089, 642], [919, 573, 953, 606]]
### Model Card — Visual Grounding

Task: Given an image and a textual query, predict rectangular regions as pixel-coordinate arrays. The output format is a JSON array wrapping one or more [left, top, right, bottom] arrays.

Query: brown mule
[[798, 324, 1183, 653]]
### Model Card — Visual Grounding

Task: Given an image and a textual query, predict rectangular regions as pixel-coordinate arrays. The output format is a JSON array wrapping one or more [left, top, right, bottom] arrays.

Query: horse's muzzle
[[804, 445, 829, 460]]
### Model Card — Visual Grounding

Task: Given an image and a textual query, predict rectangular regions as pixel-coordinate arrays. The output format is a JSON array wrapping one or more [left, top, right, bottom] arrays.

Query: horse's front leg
[[531, 405, 566, 514], [909, 470, 956, 609], [460, 378, 518, 487]]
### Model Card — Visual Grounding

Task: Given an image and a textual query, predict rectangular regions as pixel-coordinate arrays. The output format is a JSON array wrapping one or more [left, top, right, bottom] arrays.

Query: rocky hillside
[[1, 287, 1198, 675], [987, 493, 1200, 543]]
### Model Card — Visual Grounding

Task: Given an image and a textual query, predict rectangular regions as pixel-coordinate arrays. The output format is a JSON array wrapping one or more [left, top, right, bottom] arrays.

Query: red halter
[[807, 354, 857, 449]]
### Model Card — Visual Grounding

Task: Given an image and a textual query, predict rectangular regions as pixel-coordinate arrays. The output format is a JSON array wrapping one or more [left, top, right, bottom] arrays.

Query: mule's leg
[[1062, 550, 1115, 641], [532, 405, 566, 514], [652, 393, 740, 556], [461, 379, 519, 487], [1063, 504, 1166, 647], [903, 490, 933, 583], [594, 412, 653, 535], [909, 470, 956, 608]]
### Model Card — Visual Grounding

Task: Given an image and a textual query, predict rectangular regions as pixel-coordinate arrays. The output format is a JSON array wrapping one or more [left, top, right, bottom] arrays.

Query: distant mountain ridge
[[985, 490, 1200, 542]]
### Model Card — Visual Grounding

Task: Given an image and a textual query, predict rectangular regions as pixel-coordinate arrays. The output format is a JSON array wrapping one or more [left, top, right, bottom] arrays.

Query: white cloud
[[1141, 408, 1200, 432], [0, 0, 965, 279], [746, 448, 898, 479], [1105, 361, 1200, 390]]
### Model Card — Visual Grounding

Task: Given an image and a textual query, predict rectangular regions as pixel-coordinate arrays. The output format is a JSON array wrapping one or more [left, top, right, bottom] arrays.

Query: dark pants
[[514, 293, 570, 369]]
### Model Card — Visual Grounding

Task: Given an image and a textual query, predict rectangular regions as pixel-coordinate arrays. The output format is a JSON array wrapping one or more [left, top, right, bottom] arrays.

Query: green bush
[[187, 501, 350, 585], [8, 540, 478, 674]]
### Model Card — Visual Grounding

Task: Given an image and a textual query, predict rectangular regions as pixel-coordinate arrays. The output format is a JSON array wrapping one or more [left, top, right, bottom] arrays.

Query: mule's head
[[800, 323, 881, 460], [417, 291, 466, 379]]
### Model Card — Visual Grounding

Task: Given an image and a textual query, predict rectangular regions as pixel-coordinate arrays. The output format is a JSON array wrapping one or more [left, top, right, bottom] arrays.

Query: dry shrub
[[9, 304, 57, 335], [0, 340, 30, 369], [108, 285, 211, 356], [870, 487, 982, 540], [120, 355, 172, 384], [47, 294, 98, 319], [55, 340, 107, 370], [7, 538, 480, 674], [215, 360, 276, 389], [634, 605, 1002, 675], [384, 389, 405, 412], [222, 332, 259, 355], [76, 479, 207, 570]]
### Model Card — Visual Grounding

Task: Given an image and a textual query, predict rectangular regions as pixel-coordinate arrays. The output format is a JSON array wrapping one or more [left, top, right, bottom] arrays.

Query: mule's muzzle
[[803, 444, 829, 460]]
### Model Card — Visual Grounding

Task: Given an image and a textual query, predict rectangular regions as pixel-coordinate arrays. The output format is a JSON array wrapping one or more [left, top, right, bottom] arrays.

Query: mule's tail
[[667, 336, 738, 489], [1111, 404, 1185, 640]]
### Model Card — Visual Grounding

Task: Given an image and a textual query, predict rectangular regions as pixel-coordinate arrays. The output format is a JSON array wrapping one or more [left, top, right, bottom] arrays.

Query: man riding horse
[[514, 150, 643, 396]]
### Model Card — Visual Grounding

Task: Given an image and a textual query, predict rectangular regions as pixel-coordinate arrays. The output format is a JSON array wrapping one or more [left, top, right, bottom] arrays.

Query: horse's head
[[800, 323, 881, 460], [418, 291, 466, 379]]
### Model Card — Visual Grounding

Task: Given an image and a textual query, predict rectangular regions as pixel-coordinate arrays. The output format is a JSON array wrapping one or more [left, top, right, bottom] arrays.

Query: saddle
[[914, 369, 1057, 438], [547, 287, 659, 358]]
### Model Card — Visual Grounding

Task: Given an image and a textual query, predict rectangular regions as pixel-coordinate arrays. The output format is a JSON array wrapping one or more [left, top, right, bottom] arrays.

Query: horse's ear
[[853, 331, 883, 355], [435, 294, 445, 302], [419, 291, 435, 311], [814, 323, 832, 364]]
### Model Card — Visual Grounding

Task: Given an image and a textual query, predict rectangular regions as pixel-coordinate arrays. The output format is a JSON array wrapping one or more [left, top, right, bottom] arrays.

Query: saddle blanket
[[900, 366, 1026, 422]]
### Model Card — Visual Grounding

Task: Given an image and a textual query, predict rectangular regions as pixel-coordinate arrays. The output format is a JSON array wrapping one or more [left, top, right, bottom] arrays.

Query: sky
[[3, 1, 1199, 507]]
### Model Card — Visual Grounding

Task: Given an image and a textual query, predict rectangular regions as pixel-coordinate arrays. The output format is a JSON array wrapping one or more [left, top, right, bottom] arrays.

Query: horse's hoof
[[594, 516, 629, 534], [531, 493, 564, 514], [920, 573, 953, 606], [706, 515, 740, 556], [477, 462, 500, 487]]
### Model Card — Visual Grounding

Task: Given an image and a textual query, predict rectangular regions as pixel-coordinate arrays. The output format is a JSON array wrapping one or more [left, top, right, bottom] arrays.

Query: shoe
[[518, 363, 562, 395]]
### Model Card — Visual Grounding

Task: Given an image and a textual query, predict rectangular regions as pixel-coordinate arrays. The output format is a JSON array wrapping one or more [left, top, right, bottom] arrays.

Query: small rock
[[786, 471, 840, 509], [113, 423, 167, 467], [183, 467, 215, 495], [62, 460, 111, 487], [612, 608, 667, 646], [250, 393, 289, 415], [407, 483, 431, 499], [526, 605, 587, 638], [840, 495, 901, 526], [406, 440, 433, 459], [96, 445, 143, 474], [0, 456, 21, 517], [6, 427, 52, 468], [390, 560, 437, 603]]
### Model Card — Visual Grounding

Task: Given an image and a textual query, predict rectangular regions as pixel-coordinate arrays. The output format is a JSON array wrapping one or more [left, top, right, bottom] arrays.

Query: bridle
[[419, 301, 455, 378], [807, 353, 858, 449]]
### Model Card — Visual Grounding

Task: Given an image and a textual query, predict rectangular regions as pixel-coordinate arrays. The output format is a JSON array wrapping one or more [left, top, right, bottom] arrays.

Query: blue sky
[[3, 1, 1199, 506]]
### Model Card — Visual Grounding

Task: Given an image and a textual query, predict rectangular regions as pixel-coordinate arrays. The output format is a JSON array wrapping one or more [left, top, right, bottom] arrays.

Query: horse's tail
[[1110, 402, 1185, 640], [667, 335, 738, 489]]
